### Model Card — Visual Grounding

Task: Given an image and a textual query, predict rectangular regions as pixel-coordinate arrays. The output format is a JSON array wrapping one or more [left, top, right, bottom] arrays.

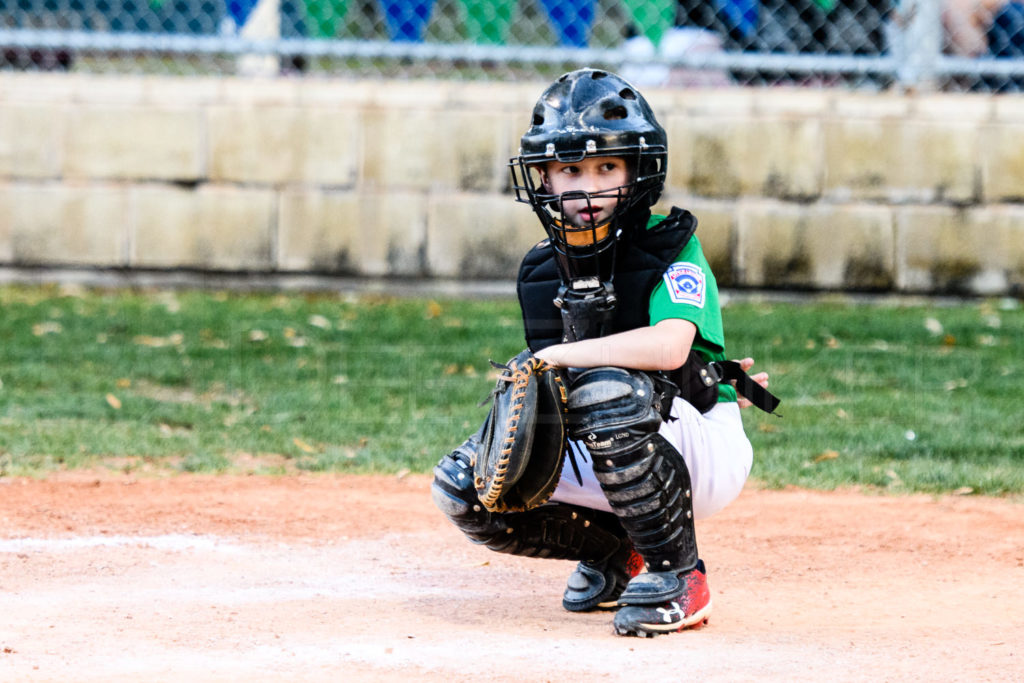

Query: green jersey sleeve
[[648, 234, 737, 403]]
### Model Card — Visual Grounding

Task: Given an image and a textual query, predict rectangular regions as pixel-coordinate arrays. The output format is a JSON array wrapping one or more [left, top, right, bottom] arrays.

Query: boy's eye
[[560, 166, 579, 175]]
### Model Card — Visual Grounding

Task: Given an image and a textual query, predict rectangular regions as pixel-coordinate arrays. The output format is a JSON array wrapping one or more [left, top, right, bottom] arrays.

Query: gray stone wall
[[2, 73, 1023, 295]]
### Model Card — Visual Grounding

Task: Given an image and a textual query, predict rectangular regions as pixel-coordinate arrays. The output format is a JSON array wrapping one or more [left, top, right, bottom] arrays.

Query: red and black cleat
[[612, 560, 712, 637], [563, 545, 645, 612]]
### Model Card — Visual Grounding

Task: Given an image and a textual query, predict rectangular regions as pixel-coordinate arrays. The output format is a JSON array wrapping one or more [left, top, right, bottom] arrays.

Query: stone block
[[899, 120, 980, 203], [279, 189, 426, 276], [132, 185, 275, 270], [369, 80, 453, 110], [208, 105, 297, 185], [71, 75, 148, 104], [901, 204, 1024, 294], [142, 76, 223, 107], [293, 108, 361, 186], [834, 93, 911, 118], [754, 89, 833, 116], [0, 187, 9, 261], [219, 78, 300, 106], [0, 182, 129, 266], [896, 205, 977, 293], [0, 105, 65, 179], [737, 201, 894, 290], [980, 123, 1024, 202], [297, 80, 377, 108], [64, 105, 202, 181], [992, 96, 1024, 123], [361, 108, 456, 191], [209, 102, 358, 186], [823, 118, 902, 200], [0, 73, 76, 104], [913, 93, 992, 122], [426, 193, 540, 279], [278, 190, 361, 273], [669, 88, 756, 117], [447, 81, 539, 113], [450, 111, 509, 193], [743, 116, 824, 200], [666, 115, 744, 198], [993, 206, 1024, 293]]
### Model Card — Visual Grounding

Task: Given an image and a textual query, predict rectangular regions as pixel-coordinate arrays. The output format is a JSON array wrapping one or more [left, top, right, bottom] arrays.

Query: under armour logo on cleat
[[656, 601, 686, 623]]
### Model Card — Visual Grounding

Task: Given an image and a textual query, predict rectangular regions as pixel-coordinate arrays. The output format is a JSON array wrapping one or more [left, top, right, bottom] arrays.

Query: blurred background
[[2, 0, 1023, 300], [2, 0, 1023, 92], [1, 0, 1022, 490]]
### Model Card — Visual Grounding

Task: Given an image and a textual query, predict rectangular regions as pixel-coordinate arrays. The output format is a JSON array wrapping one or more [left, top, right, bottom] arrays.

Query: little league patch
[[664, 262, 706, 307]]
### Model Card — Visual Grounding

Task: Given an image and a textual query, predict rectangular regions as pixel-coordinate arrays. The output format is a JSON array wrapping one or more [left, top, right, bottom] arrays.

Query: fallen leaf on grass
[[425, 301, 443, 319], [953, 486, 974, 496], [292, 438, 316, 453], [133, 334, 184, 348], [105, 394, 122, 410], [32, 322, 63, 336], [813, 450, 839, 463], [116, 378, 132, 389], [308, 314, 331, 329], [396, 468, 410, 480]]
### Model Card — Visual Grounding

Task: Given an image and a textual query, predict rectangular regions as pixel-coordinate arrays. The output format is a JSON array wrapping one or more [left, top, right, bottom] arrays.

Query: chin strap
[[553, 282, 617, 343]]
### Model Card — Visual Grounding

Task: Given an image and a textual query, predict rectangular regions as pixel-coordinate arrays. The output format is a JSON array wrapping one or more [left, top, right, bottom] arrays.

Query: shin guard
[[431, 433, 626, 563], [568, 367, 699, 575]]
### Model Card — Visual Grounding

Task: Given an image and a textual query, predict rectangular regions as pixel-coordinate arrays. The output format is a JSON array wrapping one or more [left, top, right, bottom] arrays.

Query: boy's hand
[[735, 357, 769, 409]]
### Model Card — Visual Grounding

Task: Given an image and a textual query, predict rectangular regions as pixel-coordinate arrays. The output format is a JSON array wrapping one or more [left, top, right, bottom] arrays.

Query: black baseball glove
[[473, 349, 569, 513]]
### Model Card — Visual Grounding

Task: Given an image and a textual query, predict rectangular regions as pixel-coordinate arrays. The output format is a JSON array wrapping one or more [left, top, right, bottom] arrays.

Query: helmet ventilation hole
[[591, 71, 608, 79], [533, 113, 544, 125], [619, 88, 636, 100], [604, 106, 627, 121]]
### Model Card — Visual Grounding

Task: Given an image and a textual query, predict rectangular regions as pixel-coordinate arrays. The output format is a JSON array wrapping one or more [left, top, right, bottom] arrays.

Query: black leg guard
[[569, 367, 699, 579], [431, 433, 627, 564]]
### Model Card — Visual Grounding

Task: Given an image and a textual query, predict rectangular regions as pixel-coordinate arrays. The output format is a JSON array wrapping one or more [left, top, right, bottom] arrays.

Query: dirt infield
[[1, 473, 1021, 682]]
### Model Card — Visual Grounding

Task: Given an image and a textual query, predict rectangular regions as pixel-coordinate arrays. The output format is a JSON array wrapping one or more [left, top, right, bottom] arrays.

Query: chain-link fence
[[2, 0, 1023, 90]]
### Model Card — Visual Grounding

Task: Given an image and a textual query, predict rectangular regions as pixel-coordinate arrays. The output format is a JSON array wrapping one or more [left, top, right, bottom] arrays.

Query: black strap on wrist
[[708, 361, 782, 415]]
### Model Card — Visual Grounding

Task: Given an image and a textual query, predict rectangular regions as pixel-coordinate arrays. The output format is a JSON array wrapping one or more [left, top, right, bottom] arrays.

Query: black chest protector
[[517, 207, 697, 353]]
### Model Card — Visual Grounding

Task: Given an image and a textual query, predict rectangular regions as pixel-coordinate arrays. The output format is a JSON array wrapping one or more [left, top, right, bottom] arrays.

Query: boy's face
[[541, 156, 630, 245]]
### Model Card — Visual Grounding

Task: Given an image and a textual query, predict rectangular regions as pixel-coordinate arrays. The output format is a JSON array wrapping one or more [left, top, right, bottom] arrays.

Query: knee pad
[[567, 367, 664, 453], [431, 434, 502, 543]]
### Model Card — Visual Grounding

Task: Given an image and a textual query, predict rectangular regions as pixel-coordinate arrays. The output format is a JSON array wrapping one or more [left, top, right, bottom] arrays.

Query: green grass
[[0, 284, 1021, 497]]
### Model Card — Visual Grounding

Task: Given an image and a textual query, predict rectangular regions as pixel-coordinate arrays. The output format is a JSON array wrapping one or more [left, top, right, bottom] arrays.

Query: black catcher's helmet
[[510, 68, 668, 285]]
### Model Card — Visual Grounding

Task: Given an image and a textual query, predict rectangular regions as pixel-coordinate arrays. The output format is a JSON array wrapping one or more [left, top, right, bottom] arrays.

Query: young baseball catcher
[[431, 68, 779, 637]]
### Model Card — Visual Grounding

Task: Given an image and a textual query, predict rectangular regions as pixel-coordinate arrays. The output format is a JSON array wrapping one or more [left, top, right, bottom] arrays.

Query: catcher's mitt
[[473, 349, 569, 513]]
